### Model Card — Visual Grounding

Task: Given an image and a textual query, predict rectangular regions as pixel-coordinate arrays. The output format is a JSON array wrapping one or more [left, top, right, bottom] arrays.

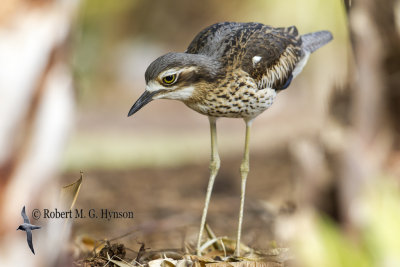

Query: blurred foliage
[[61, 132, 209, 170], [297, 178, 400, 267], [72, 0, 138, 105]]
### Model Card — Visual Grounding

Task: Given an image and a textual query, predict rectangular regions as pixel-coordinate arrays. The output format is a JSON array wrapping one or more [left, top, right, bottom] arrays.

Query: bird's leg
[[197, 116, 220, 256], [235, 119, 252, 257]]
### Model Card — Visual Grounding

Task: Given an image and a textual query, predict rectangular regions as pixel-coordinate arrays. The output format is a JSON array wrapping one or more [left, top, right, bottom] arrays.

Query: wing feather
[[26, 230, 35, 254], [186, 22, 303, 90], [240, 27, 303, 90], [21, 206, 30, 224]]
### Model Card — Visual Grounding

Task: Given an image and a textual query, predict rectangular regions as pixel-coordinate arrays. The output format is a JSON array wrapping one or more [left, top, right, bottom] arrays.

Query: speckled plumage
[[130, 22, 332, 120], [184, 22, 330, 119]]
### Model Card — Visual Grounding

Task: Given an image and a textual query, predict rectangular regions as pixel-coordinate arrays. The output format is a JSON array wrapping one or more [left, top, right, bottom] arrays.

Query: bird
[[17, 206, 41, 254], [127, 22, 332, 256]]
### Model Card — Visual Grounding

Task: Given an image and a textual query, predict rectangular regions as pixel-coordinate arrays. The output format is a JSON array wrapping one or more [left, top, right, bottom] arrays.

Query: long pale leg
[[197, 116, 220, 256], [235, 119, 253, 257]]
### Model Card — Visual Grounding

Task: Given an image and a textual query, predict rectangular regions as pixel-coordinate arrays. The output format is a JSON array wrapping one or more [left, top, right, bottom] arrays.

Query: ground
[[63, 147, 296, 264]]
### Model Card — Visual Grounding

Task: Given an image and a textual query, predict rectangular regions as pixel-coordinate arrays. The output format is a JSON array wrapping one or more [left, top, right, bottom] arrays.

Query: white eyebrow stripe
[[160, 66, 198, 78], [160, 68, 180, 77]]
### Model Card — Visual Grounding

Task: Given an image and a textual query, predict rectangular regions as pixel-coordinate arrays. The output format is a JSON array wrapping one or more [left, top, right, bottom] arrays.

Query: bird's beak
[[127, 90, 157, 117]]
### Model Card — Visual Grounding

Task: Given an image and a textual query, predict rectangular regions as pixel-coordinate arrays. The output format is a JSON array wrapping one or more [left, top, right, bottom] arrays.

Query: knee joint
[[240, 161, 249, 173], [209, 157, 220, 172]]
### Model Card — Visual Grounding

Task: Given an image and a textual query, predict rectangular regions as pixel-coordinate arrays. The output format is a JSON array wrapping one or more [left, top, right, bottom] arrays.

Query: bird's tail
[[301, 31, 333, 53]]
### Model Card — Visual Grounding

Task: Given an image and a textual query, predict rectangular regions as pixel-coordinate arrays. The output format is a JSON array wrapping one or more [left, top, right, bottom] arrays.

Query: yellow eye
[[162, 74, 177, 85]]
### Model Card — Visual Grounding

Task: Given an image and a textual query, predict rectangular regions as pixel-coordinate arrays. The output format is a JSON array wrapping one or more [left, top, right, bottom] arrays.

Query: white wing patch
[[252, 56, 262, 67]]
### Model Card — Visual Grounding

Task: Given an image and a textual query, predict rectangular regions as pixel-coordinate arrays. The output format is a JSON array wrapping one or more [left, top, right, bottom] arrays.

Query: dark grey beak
[[128, 90, 157, 117]]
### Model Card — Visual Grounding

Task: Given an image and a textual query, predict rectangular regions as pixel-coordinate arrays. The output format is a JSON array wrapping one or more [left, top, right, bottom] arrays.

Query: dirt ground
[[63, 147, 296, 255]]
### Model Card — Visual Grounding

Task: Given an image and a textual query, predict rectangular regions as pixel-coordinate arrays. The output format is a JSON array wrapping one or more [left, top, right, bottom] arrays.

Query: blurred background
[[1, 0, 399, 266]]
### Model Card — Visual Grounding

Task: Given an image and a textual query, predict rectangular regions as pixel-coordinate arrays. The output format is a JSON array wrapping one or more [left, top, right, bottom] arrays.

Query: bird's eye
[[162, 74, 177, 85]]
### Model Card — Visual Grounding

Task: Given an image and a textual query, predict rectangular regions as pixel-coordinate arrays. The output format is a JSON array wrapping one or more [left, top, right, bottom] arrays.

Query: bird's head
[[128, 52, 221, 116], [16, 225, 23, 231]]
